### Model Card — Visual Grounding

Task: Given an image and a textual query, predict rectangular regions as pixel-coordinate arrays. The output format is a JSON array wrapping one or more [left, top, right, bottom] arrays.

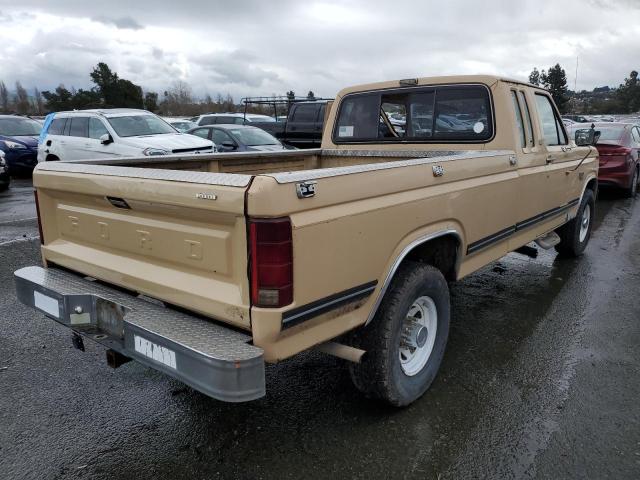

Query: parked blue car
[[0, 115, 42, 176]]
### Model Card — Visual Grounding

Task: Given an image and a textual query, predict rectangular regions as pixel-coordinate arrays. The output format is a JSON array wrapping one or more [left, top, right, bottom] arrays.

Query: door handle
[[546, 155, 555, 164], [509, 155, 517, 166]]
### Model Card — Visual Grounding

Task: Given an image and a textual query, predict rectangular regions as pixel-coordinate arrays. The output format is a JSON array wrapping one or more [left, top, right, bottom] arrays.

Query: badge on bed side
[[296, 181, 317, 198], [432, 165, 445, 177]]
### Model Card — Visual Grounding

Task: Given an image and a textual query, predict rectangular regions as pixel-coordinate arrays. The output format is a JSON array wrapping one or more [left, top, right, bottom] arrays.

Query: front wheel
[[349, 262, 450, 406], [555, 189, 595, 257]]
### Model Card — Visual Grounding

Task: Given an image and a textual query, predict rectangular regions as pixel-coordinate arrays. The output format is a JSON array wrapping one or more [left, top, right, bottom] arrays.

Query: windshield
[[229, 128, 279, 146], [107, 115, 176, 137], [0, 117, 42, 136]]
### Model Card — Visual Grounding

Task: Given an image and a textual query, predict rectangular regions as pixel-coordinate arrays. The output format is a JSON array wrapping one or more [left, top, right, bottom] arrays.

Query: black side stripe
[[466, 198, 580, 255], [282, 281, 377, 329]]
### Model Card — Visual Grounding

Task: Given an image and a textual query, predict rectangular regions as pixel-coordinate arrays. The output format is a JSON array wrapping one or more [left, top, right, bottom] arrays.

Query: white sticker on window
[[34, 291, 60, 318], [338, 125, 354, 137], [473, 122, 485, 134], [134, 335, 177, 369]]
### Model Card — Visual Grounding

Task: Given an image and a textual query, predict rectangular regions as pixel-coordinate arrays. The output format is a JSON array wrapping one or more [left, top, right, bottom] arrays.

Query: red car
[[573, 122, 640, 197]]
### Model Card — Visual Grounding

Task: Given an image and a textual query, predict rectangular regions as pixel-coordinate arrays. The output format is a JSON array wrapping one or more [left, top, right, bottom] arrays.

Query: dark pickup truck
[[249, 101, 329, 149]]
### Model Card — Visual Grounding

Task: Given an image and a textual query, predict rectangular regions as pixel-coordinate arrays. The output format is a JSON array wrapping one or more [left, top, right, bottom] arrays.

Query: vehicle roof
[[197, 124, 261, 130], [335, 74, 547, 97], [54, 108, 151, 117]]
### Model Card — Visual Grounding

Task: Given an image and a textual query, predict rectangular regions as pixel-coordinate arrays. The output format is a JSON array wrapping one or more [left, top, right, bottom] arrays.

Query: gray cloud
[[0, 0, 638, 100], [92, 15, 143, 30]]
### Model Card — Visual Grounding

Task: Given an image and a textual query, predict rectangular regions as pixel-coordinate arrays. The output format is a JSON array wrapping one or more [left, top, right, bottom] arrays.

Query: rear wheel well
[[404, 234, 460, 281]]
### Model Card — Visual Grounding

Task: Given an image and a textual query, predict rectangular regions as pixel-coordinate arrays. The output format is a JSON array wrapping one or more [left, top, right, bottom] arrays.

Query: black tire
[[555, 189, 595, 257], [624, 166, 638, 198], [349, 262, 450, 406]]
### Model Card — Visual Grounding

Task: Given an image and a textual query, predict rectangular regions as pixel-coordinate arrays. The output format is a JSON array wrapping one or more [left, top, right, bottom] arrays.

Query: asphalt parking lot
[[1, 180, 639, 480]]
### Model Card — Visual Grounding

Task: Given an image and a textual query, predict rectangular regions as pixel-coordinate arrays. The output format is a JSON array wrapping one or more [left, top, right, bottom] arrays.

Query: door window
[[190, 128, 211, 140], [88, 118, 109, 139], [534, 94, 567, 146], [211, 129, 233, 145], [49, 118, 67, 135], [68, 117, 89, 137]]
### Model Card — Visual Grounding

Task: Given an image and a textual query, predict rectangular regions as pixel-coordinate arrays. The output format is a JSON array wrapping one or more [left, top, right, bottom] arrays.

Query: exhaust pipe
[[314, 341, 366, 363]]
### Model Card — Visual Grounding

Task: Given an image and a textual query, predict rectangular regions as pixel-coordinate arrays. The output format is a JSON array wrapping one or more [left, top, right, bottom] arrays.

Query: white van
[[38, 109, 214, 162]]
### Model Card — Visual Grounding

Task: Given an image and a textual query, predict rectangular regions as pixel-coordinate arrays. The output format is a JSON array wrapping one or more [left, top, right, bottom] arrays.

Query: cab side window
[[534, 94, 567, 146], [518, 91, 534, 147], [88, 118, 109, 139], [510, 91, 525, 148]]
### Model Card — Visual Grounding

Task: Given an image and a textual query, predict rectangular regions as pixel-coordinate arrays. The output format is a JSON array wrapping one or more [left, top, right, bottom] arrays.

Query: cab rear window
[[333, 84, 493, 143]]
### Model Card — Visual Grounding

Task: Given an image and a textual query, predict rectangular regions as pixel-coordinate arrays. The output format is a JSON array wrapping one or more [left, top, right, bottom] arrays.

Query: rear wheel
[[624, 166, 638, 198], [349, 262, 450, 406], [555, 189, 595, 257]]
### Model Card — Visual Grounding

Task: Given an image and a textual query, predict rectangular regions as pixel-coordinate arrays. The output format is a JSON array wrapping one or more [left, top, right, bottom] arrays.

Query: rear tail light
[[34, 190, 44, 244], [599, 146, 632, 156], [249, 217, 293, 308]]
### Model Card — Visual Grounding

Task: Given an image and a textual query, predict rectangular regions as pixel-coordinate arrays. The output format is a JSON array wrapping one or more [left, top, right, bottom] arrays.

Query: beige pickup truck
[[15, 75, 598, 406]]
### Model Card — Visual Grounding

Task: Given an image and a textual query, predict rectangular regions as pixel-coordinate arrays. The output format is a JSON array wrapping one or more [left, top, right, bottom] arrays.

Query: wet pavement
[[0, 182, 639, 479]]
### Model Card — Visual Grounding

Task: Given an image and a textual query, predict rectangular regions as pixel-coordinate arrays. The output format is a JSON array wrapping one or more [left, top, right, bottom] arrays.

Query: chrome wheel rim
[[399, 296, 437, 376], [579, 203, 591, 243]]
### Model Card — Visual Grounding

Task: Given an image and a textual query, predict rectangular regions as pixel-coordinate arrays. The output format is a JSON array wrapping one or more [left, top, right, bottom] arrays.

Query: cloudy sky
[[0, 0, 639, 100]]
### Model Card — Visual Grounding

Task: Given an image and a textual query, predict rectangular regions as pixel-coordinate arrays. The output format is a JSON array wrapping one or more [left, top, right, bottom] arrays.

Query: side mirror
[[221, 140, 237, 150], [574, 128, 600, 147], [100, 133, 113, 145]]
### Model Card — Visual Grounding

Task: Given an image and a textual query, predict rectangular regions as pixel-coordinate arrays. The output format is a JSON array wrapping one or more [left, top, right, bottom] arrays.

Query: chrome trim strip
[[268, 150, 513, 184], [364, 229, 462, 326], [36, 162, 252, 187]]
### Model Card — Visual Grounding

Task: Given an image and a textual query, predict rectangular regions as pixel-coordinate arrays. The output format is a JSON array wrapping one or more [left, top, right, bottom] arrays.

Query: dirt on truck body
[[15, 75, 598, 406]]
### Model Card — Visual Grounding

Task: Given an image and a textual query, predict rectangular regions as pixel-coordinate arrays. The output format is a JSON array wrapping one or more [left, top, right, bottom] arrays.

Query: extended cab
[[15, 75, 598, 406]]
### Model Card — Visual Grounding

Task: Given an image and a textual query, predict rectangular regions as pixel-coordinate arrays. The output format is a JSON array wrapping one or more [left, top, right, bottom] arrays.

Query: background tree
[[286, 90, 295, 101], [14, 81, 31, 114], [0, 81, 9, 112], [541, 64, 569, 113], [144, 91, 159, 112], [33, 87, 44, 115], [89, 62, 143, 108], [307, 90, 316, 100], [528, 68, 541, 86], [42, 85, 74, 111], [616, 70, 640, 113]]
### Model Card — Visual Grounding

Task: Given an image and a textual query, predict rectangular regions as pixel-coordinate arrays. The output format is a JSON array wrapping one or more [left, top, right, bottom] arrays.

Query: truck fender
[[364, 225, 464, 326], [572, 174, 598, 220]]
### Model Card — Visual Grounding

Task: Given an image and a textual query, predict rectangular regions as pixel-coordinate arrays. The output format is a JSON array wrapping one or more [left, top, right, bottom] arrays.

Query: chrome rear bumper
[[14, 266, 264, 403]]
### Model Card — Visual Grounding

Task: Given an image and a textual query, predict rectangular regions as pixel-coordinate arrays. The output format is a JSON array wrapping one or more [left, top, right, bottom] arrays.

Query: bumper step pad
[[14, 266, 264, 402]]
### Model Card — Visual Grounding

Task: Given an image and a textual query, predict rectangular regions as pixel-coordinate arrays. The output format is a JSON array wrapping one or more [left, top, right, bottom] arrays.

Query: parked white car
[[38, 109, 214, 162]]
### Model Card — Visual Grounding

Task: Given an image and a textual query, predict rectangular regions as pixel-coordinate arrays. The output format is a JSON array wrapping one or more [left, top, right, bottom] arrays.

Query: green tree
[[541, 64, 569, 113], [89, 62, 143, 108], [144, 91, 159, 112], [616, 70, 640, 113], [528, 68, 540, 86], [14, 81, 30, 114], [286, 90, 295, 101], [42, 85, 74, 111], [307, 90, 316, 100], [0, 81, 9, 112]]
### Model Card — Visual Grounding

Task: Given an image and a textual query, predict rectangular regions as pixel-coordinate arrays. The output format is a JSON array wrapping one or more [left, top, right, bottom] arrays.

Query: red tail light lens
[[249, 217, 293, 308], [34, 190, 44, 244], [599, 146, 631, 156]]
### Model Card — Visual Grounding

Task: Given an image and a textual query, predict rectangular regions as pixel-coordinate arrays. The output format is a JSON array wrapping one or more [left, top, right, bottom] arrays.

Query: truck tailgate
[[33, 163, 253, 329]]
